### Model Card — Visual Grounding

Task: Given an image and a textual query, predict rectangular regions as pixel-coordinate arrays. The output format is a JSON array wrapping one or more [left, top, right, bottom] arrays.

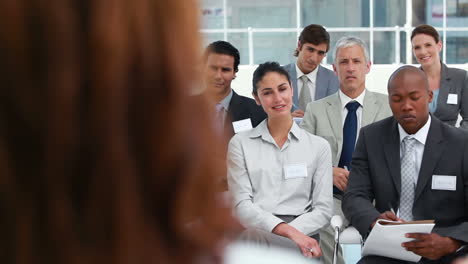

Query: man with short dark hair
[[283, 24, 339, 118], [203, 41, 266, 190], [203, 41, 266, 137], [343, 65, 468, 264]]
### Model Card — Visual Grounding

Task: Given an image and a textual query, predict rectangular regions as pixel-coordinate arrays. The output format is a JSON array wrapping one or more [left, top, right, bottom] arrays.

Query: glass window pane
[[374, 0, 406, 27], [328, 32, 370, 64], [201, 33, 249, 65], [253, 32, 297, 65], [399, 31, 407, 64], [446, 34, 468, 63], [412, 0, 427, 26], [373, 31, 396, 64], [415, 0, 468, 27], [447, 0, 468, 27], [201, 33, 224, 48], [200, 0, 224, 29], [413, 0, 442, 26], [227, 33, 249, 66], [227, 0, 296, 28], [302, 0, 370, 27]]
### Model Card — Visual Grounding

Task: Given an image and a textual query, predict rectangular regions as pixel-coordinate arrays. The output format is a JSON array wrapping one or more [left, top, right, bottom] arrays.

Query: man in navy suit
[[343, 66, 468, 264], [283, 24, 339, 118]]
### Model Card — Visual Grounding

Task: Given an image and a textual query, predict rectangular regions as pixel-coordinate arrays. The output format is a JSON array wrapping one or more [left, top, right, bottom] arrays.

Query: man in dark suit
[[342, 65, 468, 264], [282, 24, 339, 118], [203, 41, 266, 190], [203, 41, 266, 137]]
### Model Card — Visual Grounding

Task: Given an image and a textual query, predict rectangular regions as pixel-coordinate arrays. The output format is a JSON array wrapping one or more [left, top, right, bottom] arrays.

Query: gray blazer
[[431, 63, 468, 130], [300, 90, 392, 166], [343, 115, 468, 244], [283, 63, 339, 111]]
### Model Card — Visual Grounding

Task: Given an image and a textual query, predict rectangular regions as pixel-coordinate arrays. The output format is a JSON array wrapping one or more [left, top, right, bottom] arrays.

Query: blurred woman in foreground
[[411, 24, 468, 129], [0, 0, 235, 263]]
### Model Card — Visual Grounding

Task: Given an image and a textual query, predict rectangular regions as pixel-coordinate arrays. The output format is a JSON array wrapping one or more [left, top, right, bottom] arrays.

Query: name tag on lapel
[[232, 118, 253, 133], [447, 94, 458, 105], [284, 163, 307, 179], [432, 175, 456, 191]]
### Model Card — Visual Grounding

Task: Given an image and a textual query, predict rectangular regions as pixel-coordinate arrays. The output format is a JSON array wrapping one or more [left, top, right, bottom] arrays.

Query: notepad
[[362, 219, 435, 262]]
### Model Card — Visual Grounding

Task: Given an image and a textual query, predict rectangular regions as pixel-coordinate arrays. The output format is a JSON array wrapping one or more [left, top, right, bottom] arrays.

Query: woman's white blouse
[[227, 120, 333, 236]]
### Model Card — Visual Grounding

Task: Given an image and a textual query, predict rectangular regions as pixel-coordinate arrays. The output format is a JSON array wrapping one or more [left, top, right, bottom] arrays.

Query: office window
[[202, 33, 224, 47], [227, 33, 249, 65], [200, 0, 468, 65], [446, 34, 468, 63], [302, 0, 369, 27], [253, 32, 297, 65], [201, 0, 224, 29], [373, 31, 396, 64], [228, 0, 296, 28], [374, 0, 406, 27], [399, 31, 407, 64]]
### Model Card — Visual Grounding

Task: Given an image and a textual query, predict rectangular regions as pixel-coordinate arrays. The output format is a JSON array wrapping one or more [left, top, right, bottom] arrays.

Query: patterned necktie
[[215, 103, 225, 134], [399, 136, 417, 221], [298, 75, 312, 111]]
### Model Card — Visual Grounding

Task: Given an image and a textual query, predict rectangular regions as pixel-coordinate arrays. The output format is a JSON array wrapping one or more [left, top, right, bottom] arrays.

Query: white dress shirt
[[227, 120, 333, 236], [397, 115, 431, 185], [339, 89, 366, 130], [295, 64, 318, 102]]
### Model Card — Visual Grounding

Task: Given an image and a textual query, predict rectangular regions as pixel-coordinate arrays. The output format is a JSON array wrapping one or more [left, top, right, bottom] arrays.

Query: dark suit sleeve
[[328, 73, 339, 96], [434, 135, 468, 243], [229, 92, 266, 128], [250, 103, 267, 127], [342, 128, 380, 238], [459, 70, 468, 130]]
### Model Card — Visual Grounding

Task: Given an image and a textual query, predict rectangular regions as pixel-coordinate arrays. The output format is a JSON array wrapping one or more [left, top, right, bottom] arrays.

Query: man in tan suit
[[300, 36, 392, 264]]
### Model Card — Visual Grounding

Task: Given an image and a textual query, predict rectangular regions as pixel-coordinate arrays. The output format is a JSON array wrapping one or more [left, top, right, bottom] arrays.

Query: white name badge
[[432, 175, 457, 191], [232, 118, 253, 133], [284, 163, 308, 179], [447, 94, 458, 105]]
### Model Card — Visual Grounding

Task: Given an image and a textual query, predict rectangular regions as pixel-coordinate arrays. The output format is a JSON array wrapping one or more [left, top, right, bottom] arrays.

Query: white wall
[[232, 64, 468, 98]]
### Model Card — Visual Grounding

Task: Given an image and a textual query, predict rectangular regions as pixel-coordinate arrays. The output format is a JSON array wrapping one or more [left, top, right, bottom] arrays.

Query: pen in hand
[[389, 203, 396, 215], [388, 203, 403, 222]]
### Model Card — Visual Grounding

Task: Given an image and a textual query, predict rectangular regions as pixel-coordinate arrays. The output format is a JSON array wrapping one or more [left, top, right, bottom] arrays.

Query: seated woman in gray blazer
[[411, 24, 468, 130], [227, 62, 332, 260]]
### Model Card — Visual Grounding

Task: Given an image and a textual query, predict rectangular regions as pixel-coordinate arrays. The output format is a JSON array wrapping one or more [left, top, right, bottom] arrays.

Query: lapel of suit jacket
[[226, 91, 242, 135], [421, 62, 450, 114], [325, 93, 343, 148], [228, 91, 241, 120], [383, 118, 402, 196], [315, 65, 327, 100], [361, 90, 379, 126], [414, 116, 445, 201], [435, 63, 451, 113], [286, 63, 299, 109]]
